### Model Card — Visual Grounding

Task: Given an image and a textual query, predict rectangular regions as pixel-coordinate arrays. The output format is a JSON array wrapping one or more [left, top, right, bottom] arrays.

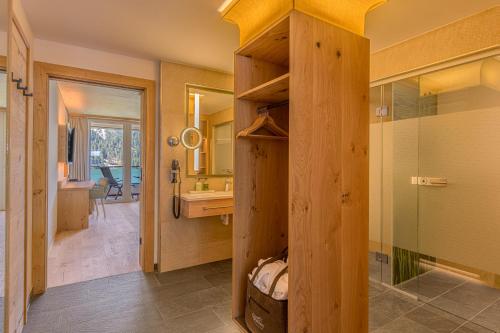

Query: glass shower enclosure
[[369, 55, 500, 331]]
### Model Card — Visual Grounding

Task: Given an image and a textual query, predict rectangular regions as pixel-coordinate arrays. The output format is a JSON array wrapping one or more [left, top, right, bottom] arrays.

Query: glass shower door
[[389, 78, 422, 292], [415, 57, 500, 328], [369, 85, 384, 284]]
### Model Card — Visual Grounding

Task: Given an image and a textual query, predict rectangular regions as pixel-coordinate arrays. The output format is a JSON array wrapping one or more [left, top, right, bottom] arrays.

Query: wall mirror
[[185, 85, 234, 177]]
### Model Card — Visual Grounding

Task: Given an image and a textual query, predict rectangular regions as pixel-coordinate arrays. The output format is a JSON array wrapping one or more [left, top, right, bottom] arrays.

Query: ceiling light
[[218, 0, 236, 13]]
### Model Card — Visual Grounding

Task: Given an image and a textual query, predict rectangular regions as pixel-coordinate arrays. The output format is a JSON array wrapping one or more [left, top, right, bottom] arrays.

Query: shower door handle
[[411, 177, 448, 187]]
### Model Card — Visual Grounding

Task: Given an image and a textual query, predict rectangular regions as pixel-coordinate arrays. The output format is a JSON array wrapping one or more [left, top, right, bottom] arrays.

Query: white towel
[[249, 258, 288, 300]]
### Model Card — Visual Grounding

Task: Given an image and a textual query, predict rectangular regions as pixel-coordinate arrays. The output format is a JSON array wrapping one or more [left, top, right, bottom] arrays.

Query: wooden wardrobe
[[233, 10, 369, 333]]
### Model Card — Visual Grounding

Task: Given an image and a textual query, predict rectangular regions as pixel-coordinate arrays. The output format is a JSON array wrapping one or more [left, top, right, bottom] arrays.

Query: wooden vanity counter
[[57, 180, 95, 231], [181, 192, 234, 218]]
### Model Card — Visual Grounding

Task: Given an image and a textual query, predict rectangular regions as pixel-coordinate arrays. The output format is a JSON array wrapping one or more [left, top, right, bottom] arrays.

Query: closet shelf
[[236, 16, 290, 66], [237, 73, 290, 103]]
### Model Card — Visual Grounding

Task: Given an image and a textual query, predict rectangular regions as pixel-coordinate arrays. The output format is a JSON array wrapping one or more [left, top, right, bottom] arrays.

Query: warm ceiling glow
[[218, 0, 236, 13]]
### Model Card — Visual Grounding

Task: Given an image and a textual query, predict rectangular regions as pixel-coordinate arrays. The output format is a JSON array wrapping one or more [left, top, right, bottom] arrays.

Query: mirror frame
[[184, 84, 234, 178]]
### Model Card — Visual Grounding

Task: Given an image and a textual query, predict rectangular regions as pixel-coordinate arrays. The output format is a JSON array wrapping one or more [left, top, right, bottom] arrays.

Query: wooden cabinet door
[[6, 21, 29, 333]]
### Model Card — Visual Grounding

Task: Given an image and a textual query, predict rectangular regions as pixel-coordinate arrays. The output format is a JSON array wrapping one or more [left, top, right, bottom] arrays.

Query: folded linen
[[249, 258, 288, 300]]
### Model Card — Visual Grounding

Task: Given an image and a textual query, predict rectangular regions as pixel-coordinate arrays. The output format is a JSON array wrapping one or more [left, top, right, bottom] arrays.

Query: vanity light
[[217, 0, 236, 13]]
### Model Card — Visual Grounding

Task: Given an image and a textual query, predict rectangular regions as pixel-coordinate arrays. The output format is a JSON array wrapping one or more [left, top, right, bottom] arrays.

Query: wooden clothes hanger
[[237, 103, 289, 139]]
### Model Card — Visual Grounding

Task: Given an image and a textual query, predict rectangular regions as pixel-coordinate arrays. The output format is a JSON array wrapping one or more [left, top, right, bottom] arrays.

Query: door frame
[[32, 62, 156, 294]]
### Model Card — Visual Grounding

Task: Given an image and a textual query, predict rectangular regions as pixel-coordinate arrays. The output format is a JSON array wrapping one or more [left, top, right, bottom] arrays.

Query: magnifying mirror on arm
[[179, 127, 203, 150]]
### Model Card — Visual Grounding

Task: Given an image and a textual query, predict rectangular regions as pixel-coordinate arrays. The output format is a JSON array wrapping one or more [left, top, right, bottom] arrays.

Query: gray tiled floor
[[24, 259, 500, 333], [370, 269, 500, 333], [24, 260, 238, 333], [0, 297, 3, 333]]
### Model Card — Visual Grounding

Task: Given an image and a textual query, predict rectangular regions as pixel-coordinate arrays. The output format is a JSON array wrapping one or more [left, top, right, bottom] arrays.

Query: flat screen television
[[67, 125, 75, 164]]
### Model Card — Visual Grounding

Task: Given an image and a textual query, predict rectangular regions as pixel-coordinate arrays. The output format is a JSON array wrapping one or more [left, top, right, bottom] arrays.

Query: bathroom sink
[[181, 191, 233, 201], [189, 190, 216, 194]]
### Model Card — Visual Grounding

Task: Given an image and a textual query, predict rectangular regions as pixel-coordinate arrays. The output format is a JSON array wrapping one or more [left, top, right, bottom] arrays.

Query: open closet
[[233, 10, 369, 332]]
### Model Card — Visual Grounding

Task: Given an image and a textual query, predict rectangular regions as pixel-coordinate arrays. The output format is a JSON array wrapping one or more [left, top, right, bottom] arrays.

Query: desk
[[57, 180, 95, 231]]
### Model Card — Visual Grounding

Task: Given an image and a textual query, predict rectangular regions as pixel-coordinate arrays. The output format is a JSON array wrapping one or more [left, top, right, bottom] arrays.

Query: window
[[131, 127, 141, 185], [89, 124, 124, 182]]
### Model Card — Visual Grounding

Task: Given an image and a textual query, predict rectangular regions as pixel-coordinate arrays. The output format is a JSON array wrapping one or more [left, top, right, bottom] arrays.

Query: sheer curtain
[[69, 116, 89, 181]]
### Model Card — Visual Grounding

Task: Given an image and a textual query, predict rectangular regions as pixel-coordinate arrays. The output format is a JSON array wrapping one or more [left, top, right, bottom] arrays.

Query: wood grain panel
[[236, 15, 290, 66], [222, 0, 386, 43], [6, 16, 29, 333], [237, 73, 289, 103], [158, 62, 234, 273], [57, 181, 94, 232], [181, 198, 234, 219], [232, 52, 289, 319], [371, 6, 500, 82], [289, 11, 369, 332], [32, 62, 156, 294]]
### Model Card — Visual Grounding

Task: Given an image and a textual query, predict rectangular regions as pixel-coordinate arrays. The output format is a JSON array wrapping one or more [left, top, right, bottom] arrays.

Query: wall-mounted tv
[[67, 125, 75, 164]]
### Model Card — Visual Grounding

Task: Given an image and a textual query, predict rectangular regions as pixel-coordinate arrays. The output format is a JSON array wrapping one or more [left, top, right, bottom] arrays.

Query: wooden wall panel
[[371, 6, 500, 82], [6, 16, 30, 333], [289, 11, 369, 332], [158, 62, 234, 272], [232, 50, 290, 319]]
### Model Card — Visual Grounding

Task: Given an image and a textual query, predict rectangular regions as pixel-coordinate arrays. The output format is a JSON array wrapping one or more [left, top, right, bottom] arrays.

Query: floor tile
[[27, 259, 500, 333], [163, 308, 226, 333], [470, 300, 500, 332], [205, 271, 233, 287], [152, 277, 214, 302], [430, 282, 500, 320], [210, 259, 232, 273], [206, 322, 242, 333], [218, 282, 232, 297], [69, 301, 164, 333], [369, 290, 420, 331], [155, 264, 217, 286], [370, 280, 388, 298], [212, 301, 233, 325], [454, 322, 496, 333], [372, 317, 435, 333], [405, 305, 465, 332], [398, 269, 467, 301], [156, 286, 230, 320]]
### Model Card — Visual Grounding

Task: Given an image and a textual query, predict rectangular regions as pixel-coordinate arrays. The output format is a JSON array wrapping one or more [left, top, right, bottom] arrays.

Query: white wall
[[0, 111, 5, 211], [0, 71, 5, 108], [33, 39, 159, 81], [0, 73, 5, 210], [0, 31, 6, 56], [47, 81, 63, 248]]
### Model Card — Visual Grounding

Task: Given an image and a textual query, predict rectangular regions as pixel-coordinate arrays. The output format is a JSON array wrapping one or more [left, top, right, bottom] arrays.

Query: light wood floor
[[48, 202, 141, 288]]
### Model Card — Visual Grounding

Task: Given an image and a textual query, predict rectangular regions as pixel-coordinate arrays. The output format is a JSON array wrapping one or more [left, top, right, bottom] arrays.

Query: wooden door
[[6, 21, 29, 333]]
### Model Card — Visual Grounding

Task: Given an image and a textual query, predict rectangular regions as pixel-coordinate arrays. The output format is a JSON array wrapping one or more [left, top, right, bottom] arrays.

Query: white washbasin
[[181, 191, 233, 202]]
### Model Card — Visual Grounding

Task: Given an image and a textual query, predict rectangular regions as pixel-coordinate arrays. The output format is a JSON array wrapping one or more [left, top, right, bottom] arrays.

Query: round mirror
[[180, 127, 203, 150]]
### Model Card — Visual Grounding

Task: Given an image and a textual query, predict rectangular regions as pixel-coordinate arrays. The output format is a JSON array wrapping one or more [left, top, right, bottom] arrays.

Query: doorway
[[46, 79, 144, 288], [32, 62, 156, 294]]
